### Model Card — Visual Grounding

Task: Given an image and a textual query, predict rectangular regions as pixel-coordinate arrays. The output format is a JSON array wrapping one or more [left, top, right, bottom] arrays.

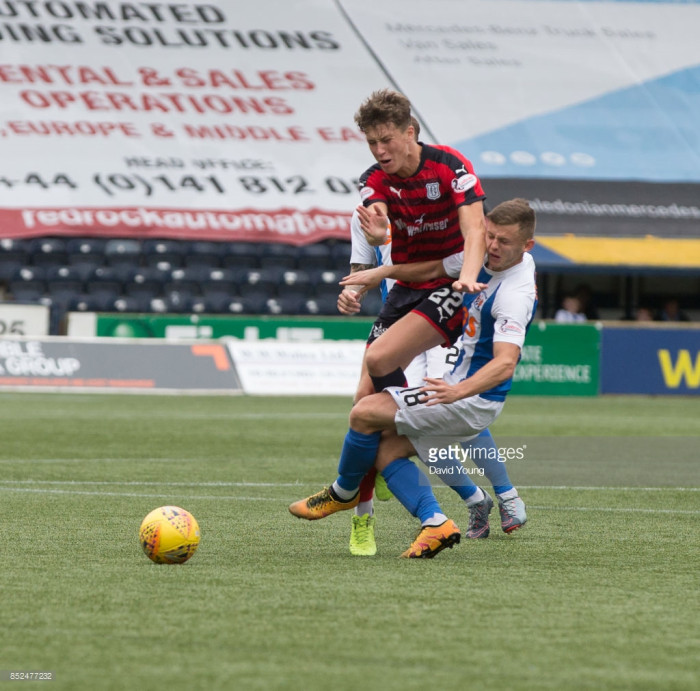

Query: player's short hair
[[487, 198, 536, 240], [354, 89, 412, 133]]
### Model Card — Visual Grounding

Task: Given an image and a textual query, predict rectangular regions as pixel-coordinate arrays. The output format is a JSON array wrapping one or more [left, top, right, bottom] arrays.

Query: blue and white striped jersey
[[448, 252, 537, 401]]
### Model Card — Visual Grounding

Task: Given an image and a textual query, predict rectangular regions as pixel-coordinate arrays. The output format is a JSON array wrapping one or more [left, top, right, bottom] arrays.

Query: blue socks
[[461, 429, 514, 495], [334, 428, 381, 493], [382, 458, 444, 523]]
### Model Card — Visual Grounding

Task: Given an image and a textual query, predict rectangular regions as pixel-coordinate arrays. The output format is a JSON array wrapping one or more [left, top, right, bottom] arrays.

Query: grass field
[[1, 393, 699, 691]]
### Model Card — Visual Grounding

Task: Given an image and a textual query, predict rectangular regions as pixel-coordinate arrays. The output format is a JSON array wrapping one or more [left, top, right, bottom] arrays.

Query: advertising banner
[[0, 303, 50, 336], [88, 313, 374, 341], [226, 340, 365, 395], [0, 0, 387, 243], [511, 322, 600, 396], [1, 1, 698, 242], [601, 325, 700, 395], [0, 337, 242, 392]]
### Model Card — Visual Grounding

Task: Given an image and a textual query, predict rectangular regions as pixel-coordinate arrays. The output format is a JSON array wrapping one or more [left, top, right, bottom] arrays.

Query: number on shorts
[[402, 387, 428, 407]]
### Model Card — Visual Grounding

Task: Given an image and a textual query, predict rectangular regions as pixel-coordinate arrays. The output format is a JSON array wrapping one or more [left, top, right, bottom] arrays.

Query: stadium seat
[[221, 242, 261, 269], [259, 243, 299, 270], [84, 266, 123, 299], [8, 266, 46, 302], [301, 295, 340, 316], [183, 241, 223, 268], [235, 267, 283, 295], [265, 296, 305, 315], [68, 293, 113, 312], [142, 239, 187, 268], [200, 268, 238, 299], [45, 265, 85, 301], [104, 238, 142, 267], [29, 237, 69, 267], [0, 238, 30, 281], [123, 266, 168, 300], [109, 296, 142, 313], [66, 237, 108, 268], [163, 266, 207, 297], [330, 241, 352, 269], [298, 242, 333, 270]]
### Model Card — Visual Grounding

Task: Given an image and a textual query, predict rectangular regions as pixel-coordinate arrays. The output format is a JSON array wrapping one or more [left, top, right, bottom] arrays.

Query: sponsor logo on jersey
[[389, 186, 403, 198], [426, 182, 440, 200], [473, 293, 486, 310], [360, 186, 374, 201], [452, 173, 477, 193], [497, 319, 524, 336]]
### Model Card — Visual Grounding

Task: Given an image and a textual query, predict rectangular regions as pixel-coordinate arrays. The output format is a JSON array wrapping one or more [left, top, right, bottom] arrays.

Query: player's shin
[[333, 428, 381, 498], [381, 458, 446, 525], [461, 429, 514, 495]]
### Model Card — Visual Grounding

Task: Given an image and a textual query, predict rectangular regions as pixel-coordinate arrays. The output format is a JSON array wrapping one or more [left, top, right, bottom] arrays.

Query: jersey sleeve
[[358, 164, 387, 208], [349, 209, 377, 266], [491, 279, 536, 348], [442, 251, 464, 278], [434, 145, 486, 208]]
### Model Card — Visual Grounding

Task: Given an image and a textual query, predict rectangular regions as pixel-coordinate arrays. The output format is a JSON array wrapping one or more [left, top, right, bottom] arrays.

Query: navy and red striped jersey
[[359, 143, 486, 290]]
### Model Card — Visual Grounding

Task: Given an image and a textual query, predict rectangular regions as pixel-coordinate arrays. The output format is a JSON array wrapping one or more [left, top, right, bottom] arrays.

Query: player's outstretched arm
[[453, 202, 488, 293], [419, 342, 521, 405], [356, 204, 390, 246], [337, 262, 374, 315], [341, 255, 452, 290]]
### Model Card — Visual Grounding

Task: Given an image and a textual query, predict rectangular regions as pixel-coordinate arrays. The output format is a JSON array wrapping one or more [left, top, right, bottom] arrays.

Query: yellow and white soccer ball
[[139, 506, 201, 564]]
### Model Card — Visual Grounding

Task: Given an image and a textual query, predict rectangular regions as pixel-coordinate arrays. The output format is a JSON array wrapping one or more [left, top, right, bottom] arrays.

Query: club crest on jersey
[[473, 293, 486, 310], [452, 173, 477, 193], [425, 182, 440, 200]]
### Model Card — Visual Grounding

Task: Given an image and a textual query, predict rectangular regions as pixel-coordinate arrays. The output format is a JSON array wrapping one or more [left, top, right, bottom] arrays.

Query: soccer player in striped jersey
[[290, 199, 537, 557], [350, 89, 488, 400]]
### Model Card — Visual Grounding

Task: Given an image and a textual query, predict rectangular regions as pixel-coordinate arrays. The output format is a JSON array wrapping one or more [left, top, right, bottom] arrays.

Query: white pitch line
[[0, 486, 698, 515], [519, 485, 700, 492], [529, 505, 700, 516], [0, 479, 698, 492], [0, 480, 304, 487], [0, 487, 280, 501]]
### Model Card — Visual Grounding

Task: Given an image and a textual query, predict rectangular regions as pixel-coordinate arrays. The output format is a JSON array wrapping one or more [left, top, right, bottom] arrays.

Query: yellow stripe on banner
[[536, 236, 700, 268]]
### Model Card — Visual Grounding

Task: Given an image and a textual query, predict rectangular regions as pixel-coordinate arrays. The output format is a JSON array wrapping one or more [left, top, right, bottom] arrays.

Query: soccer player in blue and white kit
[[290, 198, 537, 557]]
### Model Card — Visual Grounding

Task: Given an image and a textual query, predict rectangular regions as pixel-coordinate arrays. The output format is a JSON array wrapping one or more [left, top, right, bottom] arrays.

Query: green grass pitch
[[1, 393, 698, 691]]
